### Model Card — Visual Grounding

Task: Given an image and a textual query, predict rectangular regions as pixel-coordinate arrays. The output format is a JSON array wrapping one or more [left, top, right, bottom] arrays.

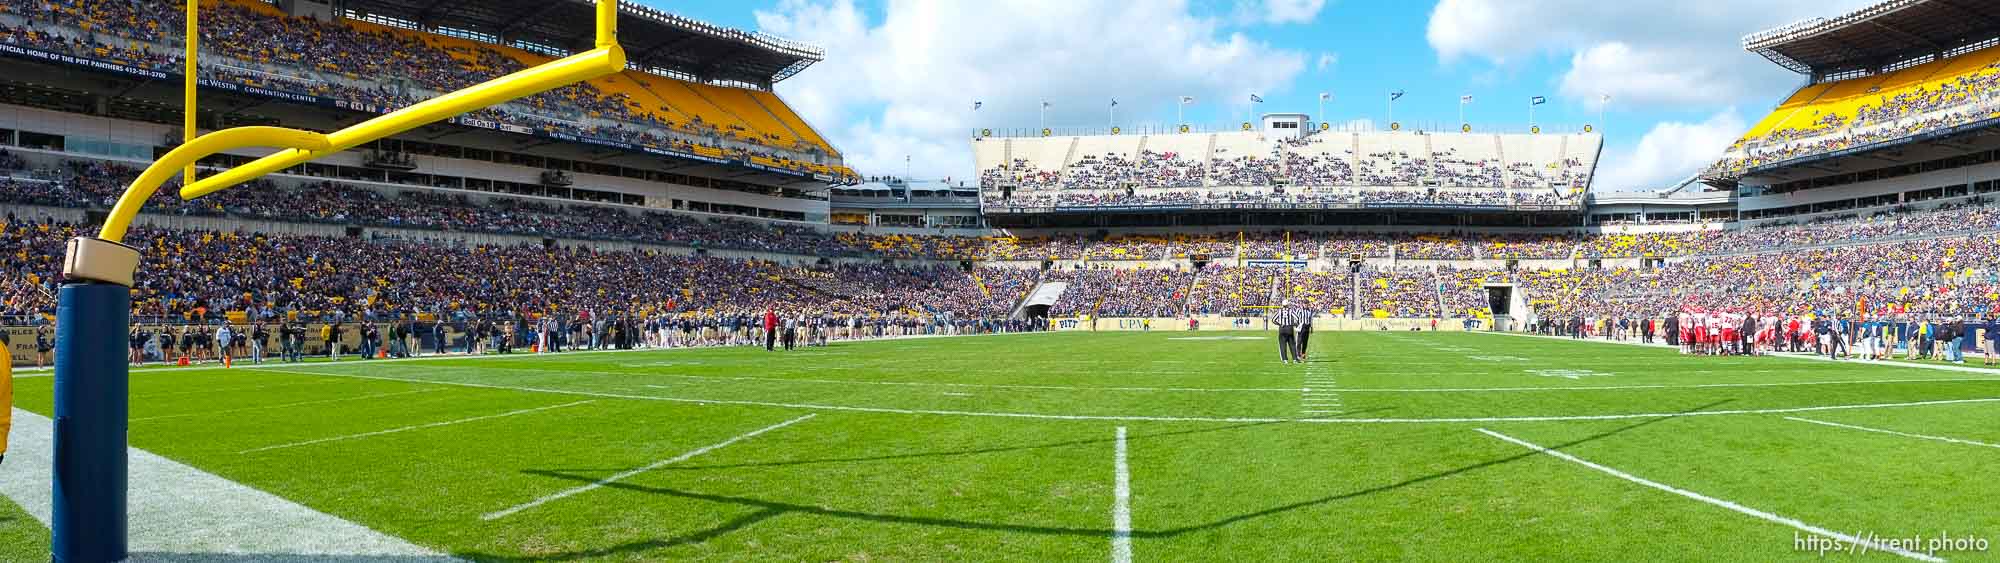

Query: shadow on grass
[[465, 400, 1730, 561], [530, 419, 1287, 474]]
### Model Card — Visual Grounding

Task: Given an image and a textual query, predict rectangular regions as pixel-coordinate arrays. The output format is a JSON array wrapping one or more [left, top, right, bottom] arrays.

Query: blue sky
[[639, 0, 1874, 190]]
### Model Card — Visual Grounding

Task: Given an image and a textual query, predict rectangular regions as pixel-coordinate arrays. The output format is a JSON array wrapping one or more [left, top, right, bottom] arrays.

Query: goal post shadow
[[50, 2, 627, 561]]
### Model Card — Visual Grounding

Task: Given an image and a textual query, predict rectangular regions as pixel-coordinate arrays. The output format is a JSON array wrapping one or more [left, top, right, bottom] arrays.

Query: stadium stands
[[0, 217, 1032, 327], [1708, 42, 2000, 177], [4, 133, 1998, 328], [976, 130, 1598, 211], [0, 0, 857, 181]]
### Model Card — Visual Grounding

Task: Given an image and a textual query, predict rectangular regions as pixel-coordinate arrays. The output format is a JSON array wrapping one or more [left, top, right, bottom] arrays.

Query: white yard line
[[259, 368, 2000, 424], [0, 409, 450, 559], [1476, 428, 1944, 562], [1332, 377, 2000, 393], [423, 366, 1305, 394], [1784, 417, 2000, 450], [482, 414, 817, 521], [130, 388, 441, 422], [1111, 426, 1133, 563], [239, 400, 598, 454]]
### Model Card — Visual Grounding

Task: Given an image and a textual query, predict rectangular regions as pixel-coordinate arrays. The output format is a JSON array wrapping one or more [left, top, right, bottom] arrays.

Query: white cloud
[[1315, 52, 1339, 71], [756, 0, 1309, 180], [1560, 42, 1741, 108], [1596, 109, 1745, 190], [1259, 0, 1328, 24], [1426, 0, 1877, 108]]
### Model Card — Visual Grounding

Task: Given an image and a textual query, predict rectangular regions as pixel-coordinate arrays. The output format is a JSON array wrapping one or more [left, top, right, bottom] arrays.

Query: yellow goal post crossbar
[[96, 0, 627, 243]]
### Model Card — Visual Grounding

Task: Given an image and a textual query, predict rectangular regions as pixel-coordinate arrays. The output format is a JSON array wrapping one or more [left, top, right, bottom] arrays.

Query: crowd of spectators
[[0, 0, 855, 181], [0, 158, 984, 259], [0, 216, 1033, 327], [982, 136, 1595, 206], [986, 187, 1579, 210], [1045, 266, 1194, 318], [1708, 57, 2000, 177], [4, 197, 1998, 327]]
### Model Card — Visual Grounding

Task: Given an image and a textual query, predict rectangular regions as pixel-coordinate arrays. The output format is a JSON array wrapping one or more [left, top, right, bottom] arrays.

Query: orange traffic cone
[[379, 348, 388, 359], [223, 357, 232, 368]]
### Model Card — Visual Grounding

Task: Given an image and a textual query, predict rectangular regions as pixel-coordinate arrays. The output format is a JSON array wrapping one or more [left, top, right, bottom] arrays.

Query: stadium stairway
[[1060, 137, 1082, 177], [1183, 267, 1205, 314], [1421, 133, 1436, 184], [1200, 133, 1218, 183]]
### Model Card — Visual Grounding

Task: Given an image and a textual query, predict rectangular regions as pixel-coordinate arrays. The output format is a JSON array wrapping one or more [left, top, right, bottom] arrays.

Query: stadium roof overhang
[[1743, 0, 2000, 77], [339, 0, 824, 86]]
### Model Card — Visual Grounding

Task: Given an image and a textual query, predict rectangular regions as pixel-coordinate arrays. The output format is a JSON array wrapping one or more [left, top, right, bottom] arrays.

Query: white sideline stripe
[[240, 400, 598, 454], [0, 409, 447, 558], [1476, 429, 1944, 562], [1473, 330, 2000, 381], [258, 369, 2000, 424], [8, 330, 1063, 377], [1784, 417, 2000, 450], [1333, 377, 2000, 393], [482, 413, 817, 521], [130, 388, 441, 422], [440, 366, 1305, 394], [1111, 426, 1133, 563]]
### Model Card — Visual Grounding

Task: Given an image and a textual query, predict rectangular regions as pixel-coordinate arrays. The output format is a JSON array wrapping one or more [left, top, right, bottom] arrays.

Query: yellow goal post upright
[[52, 2, 626, 561]]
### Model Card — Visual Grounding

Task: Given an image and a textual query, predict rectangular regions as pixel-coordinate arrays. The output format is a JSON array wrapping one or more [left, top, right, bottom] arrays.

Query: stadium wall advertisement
[[3, 322, 587, 362], [1048, 317, 1477, 332], [0, 45, 824, 181]]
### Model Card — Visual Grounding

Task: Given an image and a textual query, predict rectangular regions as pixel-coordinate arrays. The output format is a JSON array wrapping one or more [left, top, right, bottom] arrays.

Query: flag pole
[[1597, 94, 1608, 133]]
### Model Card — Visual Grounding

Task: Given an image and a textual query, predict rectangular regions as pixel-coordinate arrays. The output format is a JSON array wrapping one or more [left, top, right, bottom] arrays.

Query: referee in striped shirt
[[1295, 306, 1314, 362], [1275, 302, 1300, 364]]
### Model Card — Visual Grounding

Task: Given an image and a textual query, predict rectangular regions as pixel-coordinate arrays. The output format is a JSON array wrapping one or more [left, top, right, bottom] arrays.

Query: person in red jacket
[[763, 310, 779, 352]]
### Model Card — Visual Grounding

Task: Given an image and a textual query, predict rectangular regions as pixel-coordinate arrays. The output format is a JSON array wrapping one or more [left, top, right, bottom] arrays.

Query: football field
[[3, 330, 1998, 561]]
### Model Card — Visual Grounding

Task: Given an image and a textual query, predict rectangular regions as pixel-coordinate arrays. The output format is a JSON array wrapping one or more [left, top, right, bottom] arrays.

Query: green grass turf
[[5, 330, 2000, 561], [0, 493, 47, 561]]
